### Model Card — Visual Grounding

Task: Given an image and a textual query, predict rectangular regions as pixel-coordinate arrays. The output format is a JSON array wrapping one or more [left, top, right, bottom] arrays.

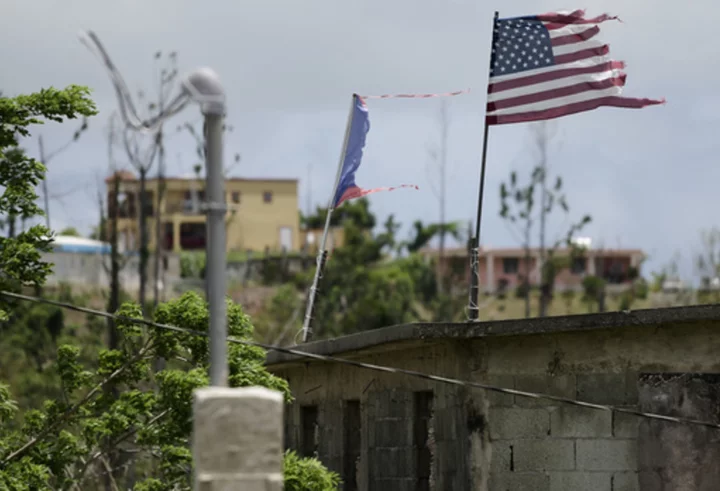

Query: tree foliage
[[581, 275, 606, 313], [58, 227, 81, 237], [499, 168, 543, 318], [499, 166, 591, 318], [405, 220, 461, 254], [0, 292, 340, 490], [298, 199, 447, 338], [283, 450, 341, 491], [0, 86, 97, 320]]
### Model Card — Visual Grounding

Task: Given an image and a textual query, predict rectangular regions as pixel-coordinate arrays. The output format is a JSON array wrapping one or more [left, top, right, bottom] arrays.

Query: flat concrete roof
[[265, 303, 720, 366]]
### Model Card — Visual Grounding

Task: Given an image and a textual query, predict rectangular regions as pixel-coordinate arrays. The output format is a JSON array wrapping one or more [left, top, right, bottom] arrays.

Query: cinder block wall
[[278, 342, 488, 491], [273, 321, 720, 491], [485, 373, 640, 491], [475, 322, 720, 491]]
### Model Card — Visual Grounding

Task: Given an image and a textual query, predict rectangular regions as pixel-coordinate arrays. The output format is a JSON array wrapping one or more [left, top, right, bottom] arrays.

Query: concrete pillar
[[588, 253, 596, 276], [193, 387, 284, 491], [173, 218, 181, 253], [485, 252, 494, 293]]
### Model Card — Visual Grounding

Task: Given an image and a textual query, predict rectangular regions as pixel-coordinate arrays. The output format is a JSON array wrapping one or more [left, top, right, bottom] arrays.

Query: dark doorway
[[343, 400, 361, 491], [179, 222, 206, 250]]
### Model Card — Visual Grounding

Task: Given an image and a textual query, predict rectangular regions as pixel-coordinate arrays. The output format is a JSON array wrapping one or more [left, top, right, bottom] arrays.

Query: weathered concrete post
[[193, 386, 284, 490]]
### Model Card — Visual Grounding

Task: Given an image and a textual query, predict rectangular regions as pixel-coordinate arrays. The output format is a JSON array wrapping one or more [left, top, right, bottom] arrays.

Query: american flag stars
[[490, 18, 555, 76]]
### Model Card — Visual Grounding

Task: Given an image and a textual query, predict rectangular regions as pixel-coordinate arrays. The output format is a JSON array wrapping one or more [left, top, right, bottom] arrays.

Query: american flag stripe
[[488, 73, 626, 112], [489, 60, 625, 93], [337, 183, 419, 206], [489, 65, 624, 103], [539, 10, 620, 29], [486, 10, 663, 126], [551, 25, 600, 47]]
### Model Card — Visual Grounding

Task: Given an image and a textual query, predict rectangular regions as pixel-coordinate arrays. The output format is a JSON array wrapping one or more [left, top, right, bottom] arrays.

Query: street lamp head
[[182, 68, 226, 116]]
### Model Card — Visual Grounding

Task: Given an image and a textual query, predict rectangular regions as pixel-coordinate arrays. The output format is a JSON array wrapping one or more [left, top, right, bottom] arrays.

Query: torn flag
[[486, 10, 664, 125], [332, 94, 418, 207]]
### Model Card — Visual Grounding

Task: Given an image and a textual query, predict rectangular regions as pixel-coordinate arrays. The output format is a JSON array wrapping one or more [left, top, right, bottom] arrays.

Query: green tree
[[253, 284, 303, 346], [0, 292, 339, 490], [58, 226, 81, 237], [305, 200, 438, 337], [0, 86, 97, 319], [499, 169, 540, 318], [404, 220, 461, 254], [499, 166, 591, 318], [648, 251, 680, 301], [300, 198, 376, 231], [581, 275, 606, 313], [561, 289, 576, 314]]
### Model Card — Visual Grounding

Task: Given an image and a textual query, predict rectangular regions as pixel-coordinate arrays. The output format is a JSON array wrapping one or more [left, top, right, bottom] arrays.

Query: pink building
[[419, 246, 646, 293]]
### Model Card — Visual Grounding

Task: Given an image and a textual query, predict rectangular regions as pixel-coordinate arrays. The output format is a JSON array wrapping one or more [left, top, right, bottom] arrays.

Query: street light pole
[[80, 29, 229, 387], [183, 68, 228, 387]]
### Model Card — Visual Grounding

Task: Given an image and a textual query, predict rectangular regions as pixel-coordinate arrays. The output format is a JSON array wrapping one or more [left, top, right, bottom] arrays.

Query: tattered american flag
[[486, 10, 664, 125]]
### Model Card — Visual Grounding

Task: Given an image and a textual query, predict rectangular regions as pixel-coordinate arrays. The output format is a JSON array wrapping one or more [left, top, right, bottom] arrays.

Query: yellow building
[[105, 171, 300, 254]]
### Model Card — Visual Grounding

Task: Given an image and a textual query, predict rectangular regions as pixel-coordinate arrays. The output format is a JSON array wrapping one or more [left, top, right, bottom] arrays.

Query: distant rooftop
[[51, 235, 111, 254], [105, 170, 297, 184]]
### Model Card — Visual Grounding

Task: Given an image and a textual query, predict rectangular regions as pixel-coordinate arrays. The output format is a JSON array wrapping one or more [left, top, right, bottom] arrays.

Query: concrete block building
[[267, 305, 720, 491]]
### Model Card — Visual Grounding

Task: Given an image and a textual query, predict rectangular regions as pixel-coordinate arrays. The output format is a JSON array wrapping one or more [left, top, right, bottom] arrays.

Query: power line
[[2, 290, 719, 430]]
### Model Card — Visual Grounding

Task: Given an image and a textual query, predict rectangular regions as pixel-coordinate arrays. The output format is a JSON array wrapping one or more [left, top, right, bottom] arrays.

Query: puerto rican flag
[[333, 94, 417, 207]]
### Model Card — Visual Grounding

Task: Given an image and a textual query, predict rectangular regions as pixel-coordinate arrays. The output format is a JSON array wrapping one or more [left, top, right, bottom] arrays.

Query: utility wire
[[2, 290, 719, 430]]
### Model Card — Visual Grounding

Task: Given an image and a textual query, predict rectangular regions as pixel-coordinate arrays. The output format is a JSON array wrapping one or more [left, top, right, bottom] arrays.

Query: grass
[[182, 249, 304, 263], [481, 290, 653, 321]]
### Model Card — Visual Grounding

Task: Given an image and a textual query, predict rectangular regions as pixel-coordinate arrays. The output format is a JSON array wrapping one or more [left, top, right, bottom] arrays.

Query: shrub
[[561, 289, 576, 313], [634, 278, 649, 300], [179, 252, 205, 278], [619, 290, 634, 311], [582, 275, 605, 300], [284, 450, 341, 491], [515, 281, 530, 299]]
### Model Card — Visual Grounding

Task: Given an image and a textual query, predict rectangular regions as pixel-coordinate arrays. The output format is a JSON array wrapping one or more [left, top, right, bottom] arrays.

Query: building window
[[343, 400, 361, 491], [231, 191, 241, 204], [300, 405, 319, 458], [263, 191, 273, 203], [413, 391, 433, 491], [502, 257, 519, 274], [571, 257, 586, 275]]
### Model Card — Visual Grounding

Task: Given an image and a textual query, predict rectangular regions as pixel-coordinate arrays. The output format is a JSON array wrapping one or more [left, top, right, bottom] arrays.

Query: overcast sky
[[2, 0, 717, 280]]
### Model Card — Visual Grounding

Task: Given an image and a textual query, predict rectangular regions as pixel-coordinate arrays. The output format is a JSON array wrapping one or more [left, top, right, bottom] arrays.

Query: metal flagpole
[[468, 11, 500, 321], [301, 94, 357, 343]]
